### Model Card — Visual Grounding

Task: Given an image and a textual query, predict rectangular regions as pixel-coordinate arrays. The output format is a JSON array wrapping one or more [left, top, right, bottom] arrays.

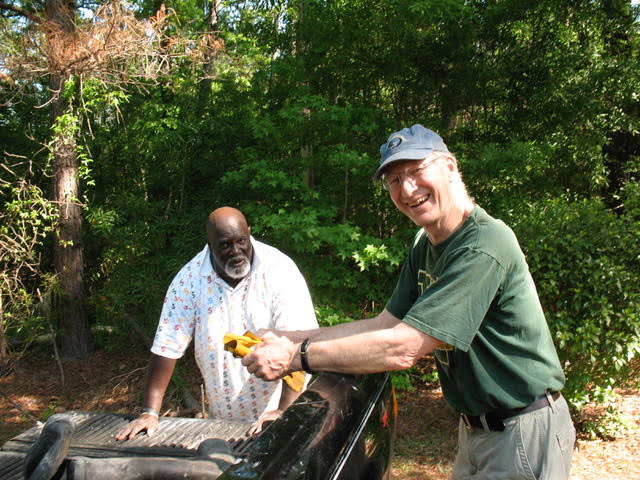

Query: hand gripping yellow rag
[[223, 331, 306, 392]]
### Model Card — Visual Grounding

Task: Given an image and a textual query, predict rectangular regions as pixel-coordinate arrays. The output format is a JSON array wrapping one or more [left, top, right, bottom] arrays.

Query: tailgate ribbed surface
[[0, 411, 255, 479]]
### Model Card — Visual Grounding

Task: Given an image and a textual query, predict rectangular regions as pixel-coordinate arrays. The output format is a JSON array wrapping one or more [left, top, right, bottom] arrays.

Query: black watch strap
[[299, 338, 314, 374]]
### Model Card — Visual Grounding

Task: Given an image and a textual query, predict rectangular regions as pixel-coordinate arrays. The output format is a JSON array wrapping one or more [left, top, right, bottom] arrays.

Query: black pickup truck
[[1, 372, 396, 480]]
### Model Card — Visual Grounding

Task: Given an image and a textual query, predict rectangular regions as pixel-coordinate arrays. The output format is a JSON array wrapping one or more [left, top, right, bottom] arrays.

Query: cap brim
[[373, 149, 432, 180]]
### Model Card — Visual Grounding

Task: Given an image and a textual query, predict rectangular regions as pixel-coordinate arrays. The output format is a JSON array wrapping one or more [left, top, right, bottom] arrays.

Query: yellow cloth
[[223, 331, 306, 392]]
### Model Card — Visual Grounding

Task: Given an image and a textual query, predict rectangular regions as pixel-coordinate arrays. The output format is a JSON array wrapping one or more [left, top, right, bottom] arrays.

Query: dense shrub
[[512, 197, 640, 435], [0, 169, 57, 366]]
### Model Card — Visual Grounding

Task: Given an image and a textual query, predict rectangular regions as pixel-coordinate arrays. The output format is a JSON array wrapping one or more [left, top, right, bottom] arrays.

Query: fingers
[[115, 423, 139, 441], [246, 420, 263, 436], [247, 409, 282, 436], [114, 414, 159, 441], [240, 353, 255, 372], [241, 353, 270, 380], [241, 351, 266, 377], [241, 339, 296, 381], [114, 423, 133, 441]]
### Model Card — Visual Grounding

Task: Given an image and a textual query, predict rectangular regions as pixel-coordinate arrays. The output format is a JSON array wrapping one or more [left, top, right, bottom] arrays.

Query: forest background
[[1, 0, 640, 441]]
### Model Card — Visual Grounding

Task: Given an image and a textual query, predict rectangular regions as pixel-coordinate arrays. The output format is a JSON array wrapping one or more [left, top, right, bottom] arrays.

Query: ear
[[441, 156, 458, 183], [441, 154, 455, 172], [443, 154, 457, 168]]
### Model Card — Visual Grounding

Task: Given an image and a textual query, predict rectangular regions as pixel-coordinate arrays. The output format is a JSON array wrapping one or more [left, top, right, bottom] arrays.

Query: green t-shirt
[[386, 206, 565, 415]]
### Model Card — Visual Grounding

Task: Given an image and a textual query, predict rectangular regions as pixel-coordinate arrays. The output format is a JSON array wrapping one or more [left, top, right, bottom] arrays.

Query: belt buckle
[[461, 413, 473, 430]]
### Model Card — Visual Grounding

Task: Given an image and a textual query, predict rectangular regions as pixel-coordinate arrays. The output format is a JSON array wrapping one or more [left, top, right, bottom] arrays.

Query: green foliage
[[315, 305, 357, 328], [391, 370, 416, 392], [622, 178, 640, 218], [168, 361, 192, 406], [87, 199, 206, 346], [460, 140, 598, 216], [0, 167, 57, 359], [513, 197, 640, 435], [208, 91, 407, 310], [578, 393, 635, 441], [3, 0, 640, 436], [353, 244, 399, 272], [391, 363, 440, 392], [40, 399, 60, 422]]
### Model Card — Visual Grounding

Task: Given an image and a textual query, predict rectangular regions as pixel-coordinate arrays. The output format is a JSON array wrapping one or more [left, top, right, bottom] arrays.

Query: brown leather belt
[[461, 391, 561, 432]]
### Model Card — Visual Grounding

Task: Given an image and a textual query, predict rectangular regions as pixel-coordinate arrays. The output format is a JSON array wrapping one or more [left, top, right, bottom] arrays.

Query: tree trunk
[[0, 293, 9, 365], [47, 0, 91, 358], [50, 106, 91, 358], [198, 0, 222, 99]]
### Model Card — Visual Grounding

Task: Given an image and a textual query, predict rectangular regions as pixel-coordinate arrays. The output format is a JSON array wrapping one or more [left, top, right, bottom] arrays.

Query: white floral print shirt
[[151, 239, 318, 422]]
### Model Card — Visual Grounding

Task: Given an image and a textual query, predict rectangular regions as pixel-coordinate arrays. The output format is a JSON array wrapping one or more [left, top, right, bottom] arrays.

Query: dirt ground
[[1, 347, 638, 479]]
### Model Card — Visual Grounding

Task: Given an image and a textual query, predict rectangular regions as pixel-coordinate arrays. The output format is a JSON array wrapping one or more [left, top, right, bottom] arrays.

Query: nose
[[398, 176, 418, 196], [229, 242, 242, 255]]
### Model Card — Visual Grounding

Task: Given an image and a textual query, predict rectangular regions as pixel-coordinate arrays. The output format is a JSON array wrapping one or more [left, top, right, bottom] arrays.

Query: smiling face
[[383, 154, 460, 240]]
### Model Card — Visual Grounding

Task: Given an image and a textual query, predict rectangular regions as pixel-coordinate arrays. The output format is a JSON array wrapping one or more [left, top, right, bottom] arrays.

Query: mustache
[[224, 255, 251, 279], [227, 254, 249, 265]]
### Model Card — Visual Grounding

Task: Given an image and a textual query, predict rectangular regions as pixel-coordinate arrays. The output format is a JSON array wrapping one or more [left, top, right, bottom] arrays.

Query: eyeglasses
[[381, 156, 441, 191]]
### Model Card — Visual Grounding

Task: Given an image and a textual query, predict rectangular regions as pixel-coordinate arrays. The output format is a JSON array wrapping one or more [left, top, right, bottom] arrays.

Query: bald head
[[207, 207, 249, 237], [207, 207, 253, 287]]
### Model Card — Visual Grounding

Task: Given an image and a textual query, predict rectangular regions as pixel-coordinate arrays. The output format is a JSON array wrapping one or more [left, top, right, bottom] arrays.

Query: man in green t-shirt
[[242, 124, 575, 479]]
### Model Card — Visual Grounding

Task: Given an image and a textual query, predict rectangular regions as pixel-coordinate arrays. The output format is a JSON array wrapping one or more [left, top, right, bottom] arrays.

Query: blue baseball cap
[[375, 124, 449, 180]]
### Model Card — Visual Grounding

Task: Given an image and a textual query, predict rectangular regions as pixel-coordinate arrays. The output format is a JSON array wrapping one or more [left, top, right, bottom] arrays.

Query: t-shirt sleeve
[[150, 268, 197, 359], [396, 247, 505, 352]]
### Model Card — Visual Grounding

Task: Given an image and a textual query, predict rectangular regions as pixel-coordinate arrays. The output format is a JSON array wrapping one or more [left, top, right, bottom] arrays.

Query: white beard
[[222, 256, 251, 280]]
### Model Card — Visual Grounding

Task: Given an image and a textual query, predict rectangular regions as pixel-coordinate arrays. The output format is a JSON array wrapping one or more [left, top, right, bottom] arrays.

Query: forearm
[[143, 389, 165, 412], [293, 321, 442, 375], [277, 310, 398, 344], [116, 354, 177, 440], [277, 381, 302, 411], [143, 354, 177, 412], [243, 311, 439, 380]]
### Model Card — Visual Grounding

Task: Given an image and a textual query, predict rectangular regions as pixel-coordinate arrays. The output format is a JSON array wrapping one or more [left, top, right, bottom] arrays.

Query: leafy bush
[[512, 197, 640, 436], [0, 164, 57, 366], [86, 196, 208, 349]]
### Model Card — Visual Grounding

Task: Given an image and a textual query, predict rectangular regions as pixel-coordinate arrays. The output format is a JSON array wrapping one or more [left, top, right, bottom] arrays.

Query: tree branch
[[0, 2, 41, 23]]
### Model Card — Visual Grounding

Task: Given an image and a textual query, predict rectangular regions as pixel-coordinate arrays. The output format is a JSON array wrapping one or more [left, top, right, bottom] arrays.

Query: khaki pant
[[452, 394, 575, 480]]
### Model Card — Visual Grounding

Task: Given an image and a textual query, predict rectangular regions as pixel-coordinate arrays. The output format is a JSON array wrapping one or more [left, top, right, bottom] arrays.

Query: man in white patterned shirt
[[116, 206, 318, 440]]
